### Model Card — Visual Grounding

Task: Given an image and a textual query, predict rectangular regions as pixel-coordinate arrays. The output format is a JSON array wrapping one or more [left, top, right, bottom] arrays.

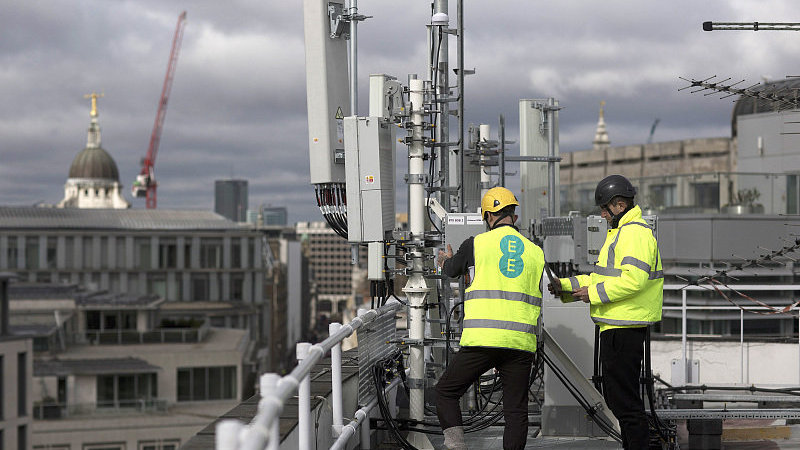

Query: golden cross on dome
[[84, 91, 105, 117]]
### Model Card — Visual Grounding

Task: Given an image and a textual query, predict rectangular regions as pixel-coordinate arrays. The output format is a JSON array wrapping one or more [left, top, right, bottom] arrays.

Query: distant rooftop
[[0, 206, 248, 231], [35, 357, 160, 376]]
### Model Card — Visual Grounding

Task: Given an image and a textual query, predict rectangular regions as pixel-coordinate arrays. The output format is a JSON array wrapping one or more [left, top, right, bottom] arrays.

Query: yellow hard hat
[[481, 187, 519, 219]]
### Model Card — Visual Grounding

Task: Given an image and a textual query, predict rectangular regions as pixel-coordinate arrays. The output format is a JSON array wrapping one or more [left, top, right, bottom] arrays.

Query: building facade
[[8, 283, 249, 450]]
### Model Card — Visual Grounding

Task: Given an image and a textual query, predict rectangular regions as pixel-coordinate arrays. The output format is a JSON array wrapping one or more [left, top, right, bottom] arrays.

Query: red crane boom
[[132, 11, 187, 208]]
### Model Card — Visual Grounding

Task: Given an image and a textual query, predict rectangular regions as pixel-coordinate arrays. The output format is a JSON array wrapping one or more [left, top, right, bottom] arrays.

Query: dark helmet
[[595, 175, 636, 206]]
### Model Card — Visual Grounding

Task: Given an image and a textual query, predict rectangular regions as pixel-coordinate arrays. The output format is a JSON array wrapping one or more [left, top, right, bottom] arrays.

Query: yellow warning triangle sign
[[335, 107, 344, 120]]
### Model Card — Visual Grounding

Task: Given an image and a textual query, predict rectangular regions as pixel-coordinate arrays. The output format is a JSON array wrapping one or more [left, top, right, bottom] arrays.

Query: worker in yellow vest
[[435, 187, 545, 450], [551, 174, 663, 450]]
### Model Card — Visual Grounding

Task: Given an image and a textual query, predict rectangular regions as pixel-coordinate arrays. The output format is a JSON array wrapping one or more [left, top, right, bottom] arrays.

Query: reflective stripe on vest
[[464, 289, 542, 307], [463, 319, 537, 335]]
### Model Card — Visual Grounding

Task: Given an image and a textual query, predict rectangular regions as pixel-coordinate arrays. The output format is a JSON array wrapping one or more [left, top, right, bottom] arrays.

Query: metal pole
[[403, 78, 433, 449], [349, 0, 358, 115], [297, 342, 312, 450], [499, 115, 505, 187], [330, 322, 344, 436], [547, 98, 556, 217], [434, 1, 450, 212], [479, 124, 491, 198], [457, 0, 464, 212], [682, 289, 687, 384]]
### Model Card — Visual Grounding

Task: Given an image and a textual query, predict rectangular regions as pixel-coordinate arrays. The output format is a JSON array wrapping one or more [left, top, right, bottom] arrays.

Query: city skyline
[[1, 1, 799, 222]]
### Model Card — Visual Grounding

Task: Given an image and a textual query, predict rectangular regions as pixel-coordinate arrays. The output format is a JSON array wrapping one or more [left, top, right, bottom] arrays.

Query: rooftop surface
[[0, 206, 247, 230]]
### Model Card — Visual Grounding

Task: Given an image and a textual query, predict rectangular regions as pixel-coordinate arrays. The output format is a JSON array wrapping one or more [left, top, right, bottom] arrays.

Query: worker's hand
[[437, 244, 453, 268], [547, 282, 557, 295], [572, 286, 590, 303]]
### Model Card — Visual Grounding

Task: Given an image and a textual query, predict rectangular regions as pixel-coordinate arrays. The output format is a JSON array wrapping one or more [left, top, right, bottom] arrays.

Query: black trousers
[[600, 327, 649, 450], [435, 346, 534, 450]]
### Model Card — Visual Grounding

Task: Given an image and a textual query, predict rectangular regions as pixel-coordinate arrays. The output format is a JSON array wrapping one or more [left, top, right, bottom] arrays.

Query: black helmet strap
[[610, 203, 634, 229]]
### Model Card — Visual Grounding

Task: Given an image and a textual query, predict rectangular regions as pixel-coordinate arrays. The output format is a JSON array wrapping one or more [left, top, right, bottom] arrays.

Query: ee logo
[[499, 235, 524, 278]]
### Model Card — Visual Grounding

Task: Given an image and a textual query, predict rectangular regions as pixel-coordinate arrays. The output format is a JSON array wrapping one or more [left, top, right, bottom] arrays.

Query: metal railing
[[216, 299, 403, 450], [76, 321, 210, 345], [664, 284, 800, 385], [33, 399, 168, 419]]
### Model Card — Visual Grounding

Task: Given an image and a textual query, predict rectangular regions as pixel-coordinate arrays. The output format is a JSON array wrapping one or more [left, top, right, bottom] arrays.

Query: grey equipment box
[[444, 213, 485, 252], [344, 116, 396, 243]]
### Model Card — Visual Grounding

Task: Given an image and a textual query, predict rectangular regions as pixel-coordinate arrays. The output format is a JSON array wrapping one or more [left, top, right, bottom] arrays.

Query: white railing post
[[681, 288, 688, 384], [330, 322, 344, 437], [297, 342, 312, 450], [260, 373, 281, 450], [216, 419, 244, 450], [740, 309, 745, 384], [360, 408, 371, 450]]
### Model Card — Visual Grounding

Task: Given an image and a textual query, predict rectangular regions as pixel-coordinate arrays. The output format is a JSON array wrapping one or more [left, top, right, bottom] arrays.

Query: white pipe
[[740, 310, 744, 384], [349, 0, 358, 115], [259, 373, 281, 450], [216, 419, 244, 450], [403, 78, 432, 448], [360, 408, 371, 450], [479, 124, 491, 198], [681, 289, 687, 384], [297, 342, 312, 450], [330, 322, 344, 436]]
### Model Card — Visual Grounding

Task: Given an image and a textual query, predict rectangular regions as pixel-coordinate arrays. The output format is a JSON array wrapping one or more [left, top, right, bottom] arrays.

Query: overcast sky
[[2, 0, 799, 223]]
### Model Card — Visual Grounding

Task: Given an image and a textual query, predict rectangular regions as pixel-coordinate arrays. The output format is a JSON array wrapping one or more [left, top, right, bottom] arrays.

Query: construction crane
[[132, 11, 187, 209]]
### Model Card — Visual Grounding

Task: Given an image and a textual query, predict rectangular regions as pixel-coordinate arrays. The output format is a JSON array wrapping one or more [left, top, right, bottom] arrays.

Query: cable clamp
[[404, 173, 429, 185], [406, 377, 426, 389]]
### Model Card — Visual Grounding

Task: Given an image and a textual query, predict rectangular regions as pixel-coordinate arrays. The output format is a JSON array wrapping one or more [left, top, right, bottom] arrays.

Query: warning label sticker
[[335, 106, 344, 120], [365, 175, 375, 184]]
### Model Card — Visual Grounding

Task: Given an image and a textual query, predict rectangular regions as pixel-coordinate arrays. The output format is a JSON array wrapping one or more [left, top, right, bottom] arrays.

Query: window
[[138, 441, 179, 450], [46, 237, 57, 269], [693, 182, 719, 209], [116, 238, 126, 268], [96, 373, 157, 408], [25, 238, 39, 270], [231, 241, 242, 268], [230, 274, 244, 301], [83, 443, 125, 450], [17, 426, 25, 450], [18, 352, 26, 416], [83, 238, 93, 268], [191, 274, 210, 301], [788, 175, 799, 215], [176, 366, 236, 401], [158, 242, 177, 269], [200, 240, 222, 269], [7, 236, 18, 269], [649, 184, 676, 208], [0, 355, 3, 420], [136, 239, 152, 270]]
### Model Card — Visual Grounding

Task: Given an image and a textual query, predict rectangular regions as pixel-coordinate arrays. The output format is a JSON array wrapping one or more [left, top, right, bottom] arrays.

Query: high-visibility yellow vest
[[462, 226, 544, 352], [559, 206, 663, 332]]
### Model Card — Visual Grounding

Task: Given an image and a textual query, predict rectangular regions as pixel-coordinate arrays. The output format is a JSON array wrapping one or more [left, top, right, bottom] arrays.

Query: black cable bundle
[[314, 183, 348, 239], [643, 328, 678, 449]]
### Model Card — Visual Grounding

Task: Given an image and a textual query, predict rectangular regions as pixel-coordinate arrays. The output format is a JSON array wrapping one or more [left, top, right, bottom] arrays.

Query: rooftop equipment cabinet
[[303, 0, 350, 184], [344, 116, 396, 243]]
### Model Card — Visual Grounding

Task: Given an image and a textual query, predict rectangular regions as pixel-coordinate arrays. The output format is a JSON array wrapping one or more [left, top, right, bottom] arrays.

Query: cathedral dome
[[68, 146, 120, 181]]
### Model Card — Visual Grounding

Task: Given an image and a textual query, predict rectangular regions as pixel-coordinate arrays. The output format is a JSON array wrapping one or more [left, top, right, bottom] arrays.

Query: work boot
[[442, 426, 467, 450]]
